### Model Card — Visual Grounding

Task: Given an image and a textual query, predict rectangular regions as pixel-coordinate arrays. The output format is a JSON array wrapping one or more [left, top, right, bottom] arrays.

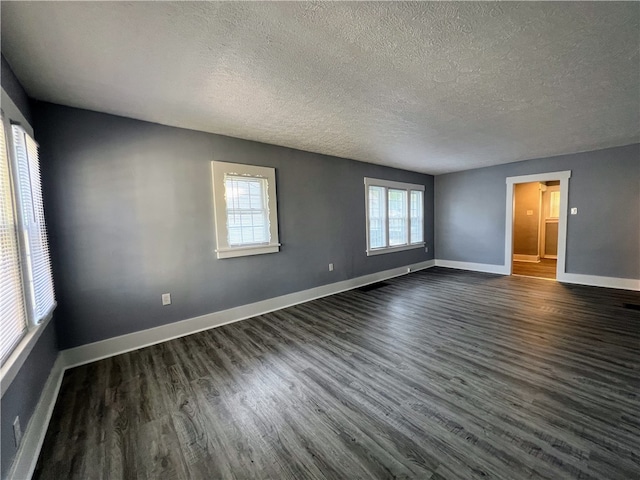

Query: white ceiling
[[1, 2, 638, 174]]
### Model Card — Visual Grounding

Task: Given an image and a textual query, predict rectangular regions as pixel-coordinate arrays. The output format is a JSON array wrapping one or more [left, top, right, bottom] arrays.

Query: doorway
[[511, 181, 559, 279], [504, 171, 571, 280]]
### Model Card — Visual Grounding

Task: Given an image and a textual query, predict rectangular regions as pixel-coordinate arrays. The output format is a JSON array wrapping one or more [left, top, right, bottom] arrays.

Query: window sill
[[216, 243, 281, 259], [0, 309, 54, 397], [366, 242, 425, 256]]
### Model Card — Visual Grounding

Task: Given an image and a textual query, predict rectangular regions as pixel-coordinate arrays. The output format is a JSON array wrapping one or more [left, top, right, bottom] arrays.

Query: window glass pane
[[410, 190, 423, 244], [549, 191, 560, 218], [224, 175, 270, 246], [1, 119, 28, 365], [368, 186, 386, 249], [388, 189, 407, 246]]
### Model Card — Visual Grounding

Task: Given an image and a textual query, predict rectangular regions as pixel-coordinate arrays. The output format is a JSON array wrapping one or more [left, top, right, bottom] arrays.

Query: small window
[[212, 161, 280, 259], [364, 178, 425, 256]]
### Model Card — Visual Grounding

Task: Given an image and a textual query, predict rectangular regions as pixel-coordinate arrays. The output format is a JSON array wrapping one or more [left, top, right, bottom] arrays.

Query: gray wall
[[1, 54, 32, 125], [0, 323, 58, 478], [34, 102, 435, 349], [1, 57, 58, 479], [435, 143, 640, 279]]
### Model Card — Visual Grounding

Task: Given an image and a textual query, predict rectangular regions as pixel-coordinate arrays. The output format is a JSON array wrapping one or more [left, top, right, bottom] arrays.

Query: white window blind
[[364, 178, 425, 255], [388, 189, 408, 246], [368, 186, 386, 249], [224, 175, 270, 246], [410, 190, 424, 244], [11, 125, 55, 323], [0, 118, 28, 365]]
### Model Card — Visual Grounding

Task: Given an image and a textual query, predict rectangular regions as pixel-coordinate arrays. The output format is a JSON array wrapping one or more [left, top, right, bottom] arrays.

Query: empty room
[[1, 2, 639, 479]]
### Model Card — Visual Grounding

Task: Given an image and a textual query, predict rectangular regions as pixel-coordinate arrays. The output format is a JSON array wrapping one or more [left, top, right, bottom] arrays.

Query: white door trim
[[505, 171, 571, 278]]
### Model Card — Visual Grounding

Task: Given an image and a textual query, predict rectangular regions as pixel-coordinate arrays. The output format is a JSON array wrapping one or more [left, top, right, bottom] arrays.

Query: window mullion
[[406, 188, 410, 245], [384, 187, 390, 248]]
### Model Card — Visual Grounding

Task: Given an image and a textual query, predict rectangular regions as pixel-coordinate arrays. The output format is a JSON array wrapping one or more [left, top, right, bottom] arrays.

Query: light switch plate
[[570, 207, 578, 215], [162, 293, 171, 305]]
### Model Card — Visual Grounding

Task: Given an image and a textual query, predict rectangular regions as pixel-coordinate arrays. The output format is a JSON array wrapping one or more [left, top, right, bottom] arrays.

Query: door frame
[[505, 171, 571, 278]]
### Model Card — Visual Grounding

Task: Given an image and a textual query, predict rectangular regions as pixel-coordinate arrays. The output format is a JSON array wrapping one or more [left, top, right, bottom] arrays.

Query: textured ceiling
[[1, 2, 638, 174]]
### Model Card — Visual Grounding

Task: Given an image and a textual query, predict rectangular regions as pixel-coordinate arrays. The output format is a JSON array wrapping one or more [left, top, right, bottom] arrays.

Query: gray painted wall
[[0, 58, 58, 479], [0, 322, 58, 478], [34, 102, 435, 349], [435, 143, 640, 279], [1, 54, 32, 125]]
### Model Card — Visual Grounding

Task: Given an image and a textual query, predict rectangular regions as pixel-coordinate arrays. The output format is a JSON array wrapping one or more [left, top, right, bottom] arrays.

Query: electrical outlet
[[570, 207, 578, 215], [328, 263, 334, 272], [13, 416, 22, 447], [162, 293, 171, 306]]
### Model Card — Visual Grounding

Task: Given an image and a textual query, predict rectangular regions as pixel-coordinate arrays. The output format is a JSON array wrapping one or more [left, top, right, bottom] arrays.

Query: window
[[0, 119, 55, 366], [0, 118, 28, 365], [211, 161, 280, 259], [364, 177, 425, 255]]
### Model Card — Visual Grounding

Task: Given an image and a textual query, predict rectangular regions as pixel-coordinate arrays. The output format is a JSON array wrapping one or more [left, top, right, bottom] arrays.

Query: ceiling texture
[[1, 1, 638, 174]]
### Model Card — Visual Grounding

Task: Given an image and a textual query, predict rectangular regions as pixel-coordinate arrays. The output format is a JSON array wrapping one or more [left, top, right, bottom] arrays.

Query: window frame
[[364, 177, 425, 256], [211, 161, 280, 259]]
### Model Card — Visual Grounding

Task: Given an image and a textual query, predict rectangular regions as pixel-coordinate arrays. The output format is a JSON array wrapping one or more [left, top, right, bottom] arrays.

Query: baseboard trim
[[7, 355, 65, 480], [558, 273, 640, 291], [513, 254, 540, 263], [434, 259, 639, 291], [61, 259, 436, 369], [435, 259, 508, 275]]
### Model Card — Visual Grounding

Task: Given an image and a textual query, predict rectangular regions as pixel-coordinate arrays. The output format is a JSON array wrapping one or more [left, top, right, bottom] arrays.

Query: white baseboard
[[7, 355, 65, 480], [62, 259, 436, 369], [434, 259, 508, 275], [513, 254, 540, 263], [558, 273, 640, 291], [434, 258, 639, 291]]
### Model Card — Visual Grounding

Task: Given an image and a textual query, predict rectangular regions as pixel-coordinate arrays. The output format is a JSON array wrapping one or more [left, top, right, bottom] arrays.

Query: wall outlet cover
[[162, 293, 171, 306]]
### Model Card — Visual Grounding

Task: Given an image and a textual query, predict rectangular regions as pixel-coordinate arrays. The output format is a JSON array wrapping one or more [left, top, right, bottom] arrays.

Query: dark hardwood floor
[[35, 268, 640, 480], [513, 258, 557, 280]]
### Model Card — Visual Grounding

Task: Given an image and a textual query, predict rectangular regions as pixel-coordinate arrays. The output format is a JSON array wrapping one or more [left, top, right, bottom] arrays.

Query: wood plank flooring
[[35, 267, 640, 480], [513, 259, 557, 279]]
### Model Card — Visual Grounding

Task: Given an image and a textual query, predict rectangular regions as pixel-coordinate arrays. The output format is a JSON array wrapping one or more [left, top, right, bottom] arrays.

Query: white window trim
[[0, 88, 55, 396], [364, 177, 425, 256], [211, 161, 280, 259]]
